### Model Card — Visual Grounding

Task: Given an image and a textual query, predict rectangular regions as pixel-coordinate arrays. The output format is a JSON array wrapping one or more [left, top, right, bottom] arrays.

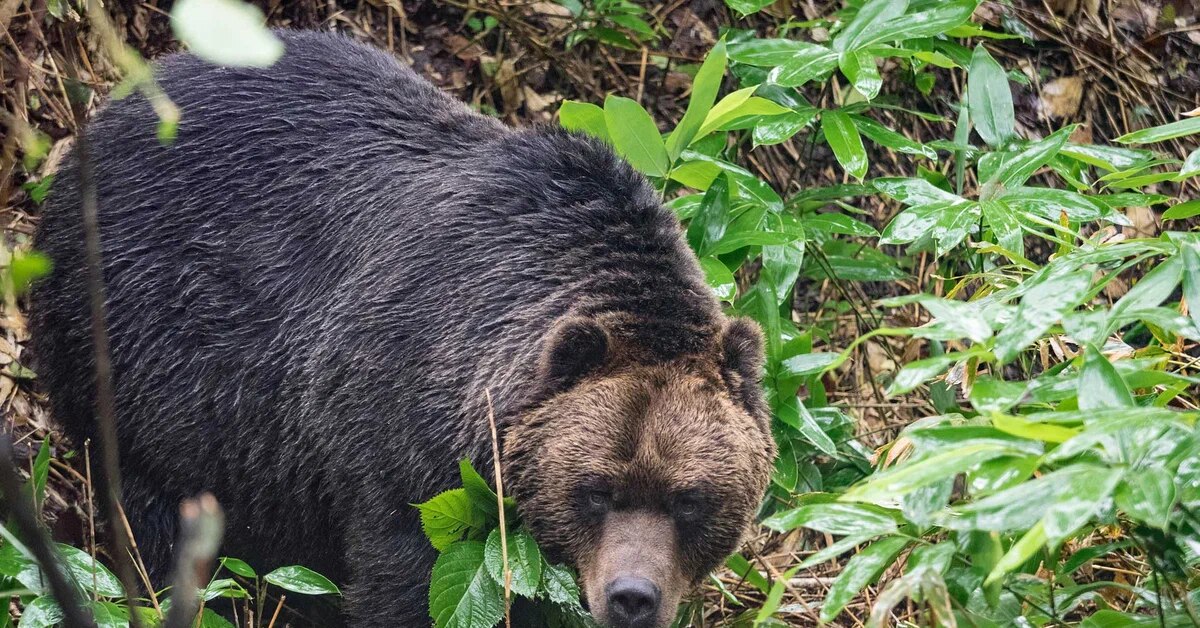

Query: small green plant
[[557, 0, 661, 50], [416, 460, 595, 628]]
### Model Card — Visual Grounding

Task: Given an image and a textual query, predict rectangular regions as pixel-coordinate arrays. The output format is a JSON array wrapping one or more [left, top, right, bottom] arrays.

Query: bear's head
[[505, 315, 775, 628]]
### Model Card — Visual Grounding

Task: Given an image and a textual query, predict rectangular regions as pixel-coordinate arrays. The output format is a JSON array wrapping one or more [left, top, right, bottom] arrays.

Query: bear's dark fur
[[31, 31, 774, 627]]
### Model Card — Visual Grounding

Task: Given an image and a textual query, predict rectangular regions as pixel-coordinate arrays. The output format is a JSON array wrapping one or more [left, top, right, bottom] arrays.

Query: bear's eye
[[585, 490, 611, 514], [673, 494, 703, 521]]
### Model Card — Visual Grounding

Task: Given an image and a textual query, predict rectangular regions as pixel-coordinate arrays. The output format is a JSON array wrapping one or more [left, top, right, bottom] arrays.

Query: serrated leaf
[[418, 488, 484, 551], [483, 528, 542, 599], [264, 565, 339, 596], [430, 541, 506, 628], [604, 95, 669, 177], [540, 560, 583, 608]]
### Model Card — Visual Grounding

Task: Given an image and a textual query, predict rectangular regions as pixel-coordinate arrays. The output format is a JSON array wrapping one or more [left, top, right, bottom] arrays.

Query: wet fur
[[31, 30, 772, 626]]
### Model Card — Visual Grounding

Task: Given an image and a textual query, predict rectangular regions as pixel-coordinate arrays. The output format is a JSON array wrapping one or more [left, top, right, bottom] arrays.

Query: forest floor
[[2, 0, 1199, 625]]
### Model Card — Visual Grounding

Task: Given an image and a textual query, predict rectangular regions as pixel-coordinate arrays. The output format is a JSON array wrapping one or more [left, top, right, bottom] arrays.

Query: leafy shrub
[[554, 0, 1200, 624]]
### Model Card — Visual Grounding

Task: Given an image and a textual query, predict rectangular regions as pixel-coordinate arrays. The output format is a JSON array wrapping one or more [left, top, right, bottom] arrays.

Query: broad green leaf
[[484, 528, 542, 598], [873, 177, 964, 206], [1078, 345, 1134, 410], [540, 560, 584, 608], [10, 251, 52, 296], [203, 577, 250, 600], [803, 212, 879, 237], [779, 352, 840, 377], [993, 269, 1092, 363], [604, 95, 669, 177], [171, 0, 284, 67], [753, 109, 817, 146], [839, 49, 881, 100], [986, 126, 1073, 188], [887, 353, 961, 395], [18, 596, 63, 628], [852, 0, 979, 48], [418, 488, 484, 551], [1060, 143, 1154, 171], [728, 39, 811, 67], [766, 45, 839, 87], [699, 257, 736, 303], [1115, 467, 1175, 530], [822, 110, 867, 179], [991, 415, 1080, 444], [852, 116, 937, 160], [842, 443, 1027, 504], [967, 44, 1014, 148], [1001, 186, 1123, 224], [981, 199, 1023, 256], [833, 0, 909, 52], [1183, 243, 1200, 330], [264, 565, 340, 596], [666, 41, 726, 160], [880, 200, 979, 254], [762, 503, 898, 536], [723, 0, 776, 16], [776, 396, 837, 456], [944, 465, 1121, 537], [220, 557, 256, 578], [429, 541, 506, 628], [56, 544, 124, 598], [820, 536, 910, 622], [1163, 199, 1200, 220], [1109, 251, 1184, 323], [985, 520, 1046, 585], [1178, 147, 1200, 179], [700, 97, 791, 136], [686, 174, 731, 256], [558, 101, 610, 142], [1115, 115, 1200, 144]]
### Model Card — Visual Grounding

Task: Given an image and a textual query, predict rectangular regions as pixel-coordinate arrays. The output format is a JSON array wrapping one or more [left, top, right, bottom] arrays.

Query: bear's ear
[[719, 318, 768, 427], [538, 316, 610, 393]]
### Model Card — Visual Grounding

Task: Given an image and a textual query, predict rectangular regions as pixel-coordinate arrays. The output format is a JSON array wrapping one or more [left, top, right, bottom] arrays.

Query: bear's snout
[[584, 510, 683, 628]]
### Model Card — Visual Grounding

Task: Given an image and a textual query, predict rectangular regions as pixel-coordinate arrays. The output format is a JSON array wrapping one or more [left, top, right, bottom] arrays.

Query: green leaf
[[779, 352, 840, 377], [1001, 187, 1121, 224], [887, 353, 961, 395], [880, 201, 980, 254], [1109, 251, 1184, 323], [832, 0, 909, 52], [986, 126, 1073, 188], [1078, 345, 1134, 410], [839, 49, 881, 100], [985, 520, 1046, 585], [203, 577, 250, 600], [699, 257, 736, 303], [429, 541, 506, 628], [981, 199, 1023, 256], [822, 110, 867, 179], [765, 44, 839, 87], [1177, 147, 1200, 179], [418, 488, 484, 551], [874, 177, 965, 206], [18, 596, 63, 628], [1115, 467, 1175, 530], [264, 565, 340, 596], [775, 397, 837, 456], [944, 465, 1121, 538], [724, 0, 777, 16], [820, 536, 910, 622], [842, 443, 1028, 504], [852, 116, 937, 160], [762, 502, 898, 536], [1115, 115, 1200, 144], [967, 44, 1015, 148], [686, 174, 731, 256], [9, 251, 52, 296], [993, 269, 1092, 363], [1060, 144, 1154, 171], [1163, 199, 1200, 220], [56, 543, 124, 598], [220, 557, 256, 578], [728, 39, 812, 67], [1183, 243, 1200, 331], [558, 101, 610, 143], [604, 95, 669, 177], [666, 41, 726, 160], [483, 528, 542, 599], [539, 560, 583, 608], [171, 0, 284, 67], [851, 0, 979, 48], [803, 212, 879, 237]]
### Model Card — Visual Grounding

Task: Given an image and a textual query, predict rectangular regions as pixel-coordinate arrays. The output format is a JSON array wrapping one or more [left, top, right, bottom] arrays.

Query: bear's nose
[[605, 576, 660, 627]]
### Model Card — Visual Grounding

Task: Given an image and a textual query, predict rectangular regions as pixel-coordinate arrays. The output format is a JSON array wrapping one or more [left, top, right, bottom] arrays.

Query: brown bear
[[30, 30, 775, 627]]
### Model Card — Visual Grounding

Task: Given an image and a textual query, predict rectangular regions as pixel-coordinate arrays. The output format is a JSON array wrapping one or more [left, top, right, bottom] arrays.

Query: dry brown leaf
[[1039, 76, 1084, 119]]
